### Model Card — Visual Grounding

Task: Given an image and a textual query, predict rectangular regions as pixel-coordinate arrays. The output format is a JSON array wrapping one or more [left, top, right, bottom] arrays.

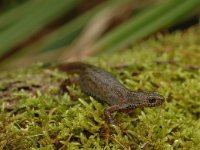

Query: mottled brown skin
[[58, 62, 164, 124]]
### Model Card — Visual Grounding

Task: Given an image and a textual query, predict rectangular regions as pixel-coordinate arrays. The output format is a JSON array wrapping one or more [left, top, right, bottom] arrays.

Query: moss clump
[[0, 25, 200, 149]]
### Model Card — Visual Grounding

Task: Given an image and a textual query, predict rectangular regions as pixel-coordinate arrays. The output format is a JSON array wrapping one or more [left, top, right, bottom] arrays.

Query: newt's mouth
[[147, 98, 164, 107], [147, 102, 162, 107]]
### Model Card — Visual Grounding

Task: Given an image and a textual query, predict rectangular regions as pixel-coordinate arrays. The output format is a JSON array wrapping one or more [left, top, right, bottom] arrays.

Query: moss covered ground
[[0, 25, 200, 149]]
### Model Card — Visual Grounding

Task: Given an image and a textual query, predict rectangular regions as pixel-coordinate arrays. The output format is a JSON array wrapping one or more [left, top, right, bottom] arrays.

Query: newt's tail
[[57, 62, 91, 74]]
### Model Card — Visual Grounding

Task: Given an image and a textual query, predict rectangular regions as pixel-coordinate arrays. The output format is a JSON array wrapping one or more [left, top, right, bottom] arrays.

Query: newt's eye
[[148, 97, 156, 103]]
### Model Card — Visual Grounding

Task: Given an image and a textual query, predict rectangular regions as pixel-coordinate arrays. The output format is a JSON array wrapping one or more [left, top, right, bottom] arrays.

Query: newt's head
[[130, 91, 164, 107]]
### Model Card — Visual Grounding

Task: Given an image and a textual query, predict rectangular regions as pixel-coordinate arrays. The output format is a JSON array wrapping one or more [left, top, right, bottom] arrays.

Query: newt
[[57, 62, 164, 124]]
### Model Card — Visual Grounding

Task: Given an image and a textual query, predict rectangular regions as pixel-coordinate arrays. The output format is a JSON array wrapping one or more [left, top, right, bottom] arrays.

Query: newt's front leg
[[104, 104, 134, 125], [104, 106, 119, 125]]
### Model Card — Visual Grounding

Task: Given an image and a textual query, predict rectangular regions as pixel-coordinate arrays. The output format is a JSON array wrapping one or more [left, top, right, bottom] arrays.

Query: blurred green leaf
[[0, 0, 199, 69], [93, 0, 200, 54], [0, 0, 81, 57], [0, 0, 43, 30], [20, 0, 127, 53], [2, 0, 132, 65]]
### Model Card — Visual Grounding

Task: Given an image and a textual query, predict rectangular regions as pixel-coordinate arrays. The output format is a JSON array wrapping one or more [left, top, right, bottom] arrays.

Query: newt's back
[[58, 62, 128, 105], [57, 62, 91, 74]]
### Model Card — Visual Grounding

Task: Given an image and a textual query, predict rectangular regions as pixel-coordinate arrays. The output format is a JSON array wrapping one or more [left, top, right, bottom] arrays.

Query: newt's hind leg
[[59, 77, 79, 96]]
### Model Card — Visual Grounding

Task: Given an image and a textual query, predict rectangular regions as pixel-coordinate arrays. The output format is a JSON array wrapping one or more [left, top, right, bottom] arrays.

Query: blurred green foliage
[[0, 0, 27, 12], [0, 0, 199, 68]]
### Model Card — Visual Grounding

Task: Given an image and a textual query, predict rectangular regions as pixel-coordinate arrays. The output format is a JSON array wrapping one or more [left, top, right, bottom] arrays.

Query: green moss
[[1, 25, 200, 149]]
